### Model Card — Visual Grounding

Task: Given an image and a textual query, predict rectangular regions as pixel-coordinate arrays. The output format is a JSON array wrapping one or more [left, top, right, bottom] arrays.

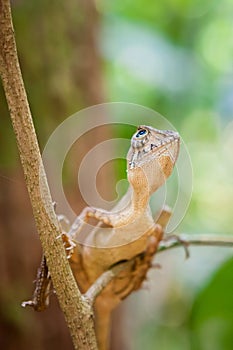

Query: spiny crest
[[128, 125, 180, 169]]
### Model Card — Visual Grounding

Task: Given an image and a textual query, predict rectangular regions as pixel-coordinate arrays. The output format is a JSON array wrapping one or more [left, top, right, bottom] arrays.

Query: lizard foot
[[60, 232, 76, 259], [83, 207, 113, 226], [21, 256, 52, 312], [68, 206, 113, 239], [112, 235, 161, 299]]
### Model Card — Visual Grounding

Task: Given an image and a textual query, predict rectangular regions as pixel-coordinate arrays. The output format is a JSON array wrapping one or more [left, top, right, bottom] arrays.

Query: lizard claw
[[56, 232, 76, 259], [161, 234, 190, 259]]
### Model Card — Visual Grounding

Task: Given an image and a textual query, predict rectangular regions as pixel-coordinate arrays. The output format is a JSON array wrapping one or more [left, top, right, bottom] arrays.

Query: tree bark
[[0, 1, 97, 349]]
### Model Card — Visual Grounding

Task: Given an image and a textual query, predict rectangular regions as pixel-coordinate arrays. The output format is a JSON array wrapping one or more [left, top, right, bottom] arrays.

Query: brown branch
[[158, 233, 233, 253], [85, 261, 134, 305], [84, 233, 233, 304], [0, 1, 97, 349]]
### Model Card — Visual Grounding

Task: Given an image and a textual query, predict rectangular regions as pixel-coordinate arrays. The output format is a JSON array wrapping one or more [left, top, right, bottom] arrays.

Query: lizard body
[[67, 125, 180, 349], [69, 125, 180, 284]]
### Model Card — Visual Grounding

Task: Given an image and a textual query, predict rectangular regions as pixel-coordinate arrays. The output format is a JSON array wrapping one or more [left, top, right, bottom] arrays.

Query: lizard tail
[[94, 302, 112, 350]]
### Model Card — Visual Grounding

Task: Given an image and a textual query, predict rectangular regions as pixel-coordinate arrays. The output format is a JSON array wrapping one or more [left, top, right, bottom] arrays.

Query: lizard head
[[127, 125, 180, 195]]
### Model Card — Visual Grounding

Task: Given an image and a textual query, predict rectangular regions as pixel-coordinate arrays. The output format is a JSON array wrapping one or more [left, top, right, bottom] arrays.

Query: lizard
[[68, 125, 180, 279], [22, 125, 180, 349]]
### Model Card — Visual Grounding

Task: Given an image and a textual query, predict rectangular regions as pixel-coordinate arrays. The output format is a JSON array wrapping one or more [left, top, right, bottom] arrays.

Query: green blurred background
[[0, 0, 233, 349]]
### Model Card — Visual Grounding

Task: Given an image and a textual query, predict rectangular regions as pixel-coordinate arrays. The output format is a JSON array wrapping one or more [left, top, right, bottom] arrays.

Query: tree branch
[[85, 261, 134, 305], [0, 1, 97, 349], [83, 233, 233, 303], [158, 234, 233, 253]]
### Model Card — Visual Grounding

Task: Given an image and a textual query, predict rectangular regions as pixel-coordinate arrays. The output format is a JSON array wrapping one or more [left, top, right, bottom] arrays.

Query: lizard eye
[[135, 129, 148, 138]]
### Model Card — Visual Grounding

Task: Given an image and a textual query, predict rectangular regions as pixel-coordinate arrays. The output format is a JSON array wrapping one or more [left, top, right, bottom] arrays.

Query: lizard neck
[[109, 165, 161, 227], [130, 185, 150, 213], [127, 166, 153, 215], [109, 185, 150, 228]]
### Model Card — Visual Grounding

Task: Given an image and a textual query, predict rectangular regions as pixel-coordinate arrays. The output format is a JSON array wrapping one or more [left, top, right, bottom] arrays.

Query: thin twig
[[158, 233, 233, 253], [85, 233, 233, 304], [85, 261, 134, 305]]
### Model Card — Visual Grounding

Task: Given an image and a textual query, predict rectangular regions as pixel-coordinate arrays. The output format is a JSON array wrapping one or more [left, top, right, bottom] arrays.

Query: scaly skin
[[68, 125, 180, 349], [69, 125, 180, 281]]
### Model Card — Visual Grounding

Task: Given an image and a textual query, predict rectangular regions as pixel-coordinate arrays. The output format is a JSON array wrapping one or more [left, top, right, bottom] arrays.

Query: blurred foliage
[[96, 0, 233, 349], [190, 257, 233, 350], [96, 0, 233, 236], [1, 0, 102, 167]]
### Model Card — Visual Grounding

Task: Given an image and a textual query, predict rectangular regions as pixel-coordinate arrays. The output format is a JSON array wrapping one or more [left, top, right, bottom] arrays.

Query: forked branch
[[158, 233, 233, 253], [84, 233, 233, 302]]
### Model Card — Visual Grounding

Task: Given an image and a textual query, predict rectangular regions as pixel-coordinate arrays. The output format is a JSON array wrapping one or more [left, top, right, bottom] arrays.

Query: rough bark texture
[[0, 1, 97, 349]]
